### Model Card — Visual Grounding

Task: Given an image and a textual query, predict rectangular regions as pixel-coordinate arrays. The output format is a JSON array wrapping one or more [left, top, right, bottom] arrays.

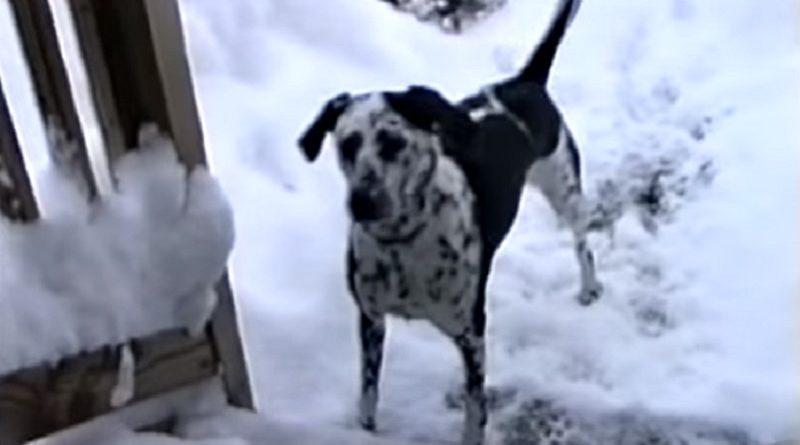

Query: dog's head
[[299, 86, 475, 224]]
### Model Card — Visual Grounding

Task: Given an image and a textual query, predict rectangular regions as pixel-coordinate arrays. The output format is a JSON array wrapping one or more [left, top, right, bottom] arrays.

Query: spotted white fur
[[350, 156, 480, 334], [330, 94, 488, 444]]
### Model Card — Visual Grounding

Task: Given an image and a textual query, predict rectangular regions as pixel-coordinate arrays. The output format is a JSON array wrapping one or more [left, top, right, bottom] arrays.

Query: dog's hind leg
[[527, 126, 602, 305], [571, 222, 602, 305], [454, 329, 487, 445], [358, 311, 386, 431]]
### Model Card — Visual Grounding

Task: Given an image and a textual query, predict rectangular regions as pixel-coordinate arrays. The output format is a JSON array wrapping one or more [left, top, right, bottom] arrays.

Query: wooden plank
[[7, 0, 99, 199], [0, 330, 217, 445], [68, 0, 167, 164], [137, 1, 254, 408], [0, 368, 48, 445], [67, 0, 205, 168], [143, 0, 207, 169], [1, 1, 252, 442], [0, 79, 39, 221], [210, 274, 256, 409], [66, 0, 255, 410]]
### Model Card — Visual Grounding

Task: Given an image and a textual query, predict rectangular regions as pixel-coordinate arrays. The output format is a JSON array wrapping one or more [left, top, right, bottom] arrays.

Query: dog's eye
[[376, 129, 406, 162], [340, 132, 363, 162]]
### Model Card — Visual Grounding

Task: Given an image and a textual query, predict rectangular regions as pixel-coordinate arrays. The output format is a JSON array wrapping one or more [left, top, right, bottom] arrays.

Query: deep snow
[[177, 0, 799, 443]]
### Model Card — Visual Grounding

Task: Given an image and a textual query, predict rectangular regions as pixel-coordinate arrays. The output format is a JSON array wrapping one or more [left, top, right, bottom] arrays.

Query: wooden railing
[[0, 0, 254, 443]]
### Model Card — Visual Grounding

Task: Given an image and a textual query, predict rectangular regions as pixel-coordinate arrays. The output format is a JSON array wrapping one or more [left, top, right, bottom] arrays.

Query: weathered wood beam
[[0, 330, 216, 445]]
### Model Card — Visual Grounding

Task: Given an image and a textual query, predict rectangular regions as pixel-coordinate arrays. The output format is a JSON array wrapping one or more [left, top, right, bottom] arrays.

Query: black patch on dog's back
[[384, 86, 476, 153], [453, 80, 563, 253], [490, 81, 562, 159]]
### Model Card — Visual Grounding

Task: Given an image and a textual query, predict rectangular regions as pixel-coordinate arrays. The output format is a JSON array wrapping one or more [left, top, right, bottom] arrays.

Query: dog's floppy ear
[[298, 93, 351, 162], [384, 86, 475, 149]]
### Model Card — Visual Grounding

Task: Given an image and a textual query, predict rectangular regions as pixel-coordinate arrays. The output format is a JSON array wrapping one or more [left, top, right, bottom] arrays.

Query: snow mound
[[378, 0, 507, 32], [0, 131, 234, 375]]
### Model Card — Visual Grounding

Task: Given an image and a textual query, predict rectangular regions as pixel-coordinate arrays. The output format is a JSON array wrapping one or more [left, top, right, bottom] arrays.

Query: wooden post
[[67, 0, 205, 169], [211, 274, 255, 408], [66, 0, 255, 409], [0, 72, 42, 445], [7, 0, 100, 199], [0, 80, 38, 222], [0, 0, 255, 442], [2, 80, 221, 439]]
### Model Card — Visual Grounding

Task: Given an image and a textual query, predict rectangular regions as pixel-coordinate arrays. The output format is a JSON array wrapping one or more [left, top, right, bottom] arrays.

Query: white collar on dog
[[468, 86, 566, 152], [470, 87, 536, 147]]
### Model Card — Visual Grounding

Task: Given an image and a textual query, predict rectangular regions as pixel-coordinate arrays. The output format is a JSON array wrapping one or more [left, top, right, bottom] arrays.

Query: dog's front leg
[[358, 311, 386, 431], [455, 330, 487, 445]]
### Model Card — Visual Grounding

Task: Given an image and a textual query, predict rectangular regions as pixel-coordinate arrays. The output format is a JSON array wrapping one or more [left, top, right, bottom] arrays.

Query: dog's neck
[[360, 217, 429, 245]]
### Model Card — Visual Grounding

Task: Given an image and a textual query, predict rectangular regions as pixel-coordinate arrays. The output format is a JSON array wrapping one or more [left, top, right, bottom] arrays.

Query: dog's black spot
[[346, 248, 358, 296], [431, 189, 456, 216], [565, 133, 581, 177], [412, 191, 426, 212], [341, 131, 363, 162], [376, 129, 406, 162], [361, 260, 392, 290], [462, 233, 475, 249], [438, 236, 459, 262], [375, 261, 390, 286]]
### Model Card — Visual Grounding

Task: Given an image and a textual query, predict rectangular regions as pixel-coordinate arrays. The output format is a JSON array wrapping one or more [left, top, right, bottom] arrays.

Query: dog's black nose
[[349, 189, 380, 222]]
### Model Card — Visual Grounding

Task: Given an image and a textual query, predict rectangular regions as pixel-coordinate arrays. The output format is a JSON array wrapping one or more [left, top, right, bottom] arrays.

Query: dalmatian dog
[[298, 0, 599, 443]]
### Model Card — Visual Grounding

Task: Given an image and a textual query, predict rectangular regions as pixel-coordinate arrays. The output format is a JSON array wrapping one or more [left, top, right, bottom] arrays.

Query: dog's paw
[[445, 385, 517, 412], [359, 416, 376, 432], [461, 430, 486, 445], [577, 282, 603, 306]]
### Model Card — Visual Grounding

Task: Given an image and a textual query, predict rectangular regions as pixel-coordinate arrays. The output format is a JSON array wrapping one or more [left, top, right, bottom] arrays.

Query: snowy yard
[[1, 0, 798, 444], [180, 0, 798, 443]]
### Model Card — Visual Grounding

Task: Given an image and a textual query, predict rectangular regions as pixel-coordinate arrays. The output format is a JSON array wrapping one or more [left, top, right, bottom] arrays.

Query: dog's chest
[[350, 159, 481, 335]]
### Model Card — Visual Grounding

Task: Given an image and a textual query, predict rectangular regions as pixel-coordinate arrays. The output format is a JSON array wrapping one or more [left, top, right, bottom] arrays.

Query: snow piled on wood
[[0, 131, 234, 375]]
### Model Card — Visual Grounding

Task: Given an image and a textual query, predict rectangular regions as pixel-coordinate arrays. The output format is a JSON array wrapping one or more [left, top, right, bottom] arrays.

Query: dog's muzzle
[[349, 188, 386, 222]]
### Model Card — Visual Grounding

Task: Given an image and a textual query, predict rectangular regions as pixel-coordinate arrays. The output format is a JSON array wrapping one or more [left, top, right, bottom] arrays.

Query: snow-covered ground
[[1, 0, 797, 443], [176, 0, 799, 443]]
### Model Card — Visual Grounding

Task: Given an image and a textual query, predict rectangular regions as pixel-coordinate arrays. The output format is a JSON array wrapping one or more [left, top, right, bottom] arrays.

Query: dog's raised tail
[[513, 0, 582, 86]]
